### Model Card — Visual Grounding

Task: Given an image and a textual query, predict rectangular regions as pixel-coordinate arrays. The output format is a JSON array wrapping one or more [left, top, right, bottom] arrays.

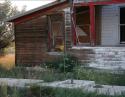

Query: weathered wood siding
[[15, 16, 48, 65]]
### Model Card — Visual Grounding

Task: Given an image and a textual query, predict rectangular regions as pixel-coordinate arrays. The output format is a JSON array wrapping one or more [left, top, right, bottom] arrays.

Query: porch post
[[72, 6, 77, 45], [89, 3, 96, 46]]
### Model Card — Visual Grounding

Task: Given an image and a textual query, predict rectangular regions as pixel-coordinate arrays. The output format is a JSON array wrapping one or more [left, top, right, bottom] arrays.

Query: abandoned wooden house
[[7, 0, 125, 69]]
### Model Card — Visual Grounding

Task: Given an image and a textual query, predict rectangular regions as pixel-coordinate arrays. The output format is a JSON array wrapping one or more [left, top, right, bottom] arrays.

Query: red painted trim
[[74, 0, 125, 46], [89, 4, 96, 46], [94, 0, 125, 5], [13, 0, 125, 24], [14, 1, 68, 25], [74, 0, 125, 6], [72, 7, 77, 45]]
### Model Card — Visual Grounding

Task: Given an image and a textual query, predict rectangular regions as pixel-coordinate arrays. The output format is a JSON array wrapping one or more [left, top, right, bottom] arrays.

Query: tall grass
[[0, 42, 15, 70], [0, 66, 125, 86], [74, 67, 125, 86], [1, 86, 124, 97], [0, 83, 8, 97]]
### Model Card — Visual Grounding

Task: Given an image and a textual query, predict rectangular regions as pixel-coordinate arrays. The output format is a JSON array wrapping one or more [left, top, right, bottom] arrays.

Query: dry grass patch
[[0, 54, 15, 70]]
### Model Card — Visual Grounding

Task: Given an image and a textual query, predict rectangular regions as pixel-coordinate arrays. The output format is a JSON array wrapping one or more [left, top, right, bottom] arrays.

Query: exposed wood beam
[[94, 0, 125, 5], [76, 10, 89, 15]]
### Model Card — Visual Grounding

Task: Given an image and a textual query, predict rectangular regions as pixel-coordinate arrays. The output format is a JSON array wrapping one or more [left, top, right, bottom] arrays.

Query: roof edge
[[6, 0, 68, 22]]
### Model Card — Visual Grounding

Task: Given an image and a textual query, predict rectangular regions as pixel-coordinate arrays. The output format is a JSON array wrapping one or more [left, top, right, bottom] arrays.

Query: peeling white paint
[[72, 47, 125, 70]]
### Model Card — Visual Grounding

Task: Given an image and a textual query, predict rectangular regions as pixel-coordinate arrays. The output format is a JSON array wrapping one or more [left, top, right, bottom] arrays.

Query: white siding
[[101, 5, 119, 46]]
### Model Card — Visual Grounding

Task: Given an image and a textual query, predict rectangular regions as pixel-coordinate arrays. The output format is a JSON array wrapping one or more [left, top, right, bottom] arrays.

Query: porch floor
[[70, 46, 125, 70], [72, 45, 125, 49]]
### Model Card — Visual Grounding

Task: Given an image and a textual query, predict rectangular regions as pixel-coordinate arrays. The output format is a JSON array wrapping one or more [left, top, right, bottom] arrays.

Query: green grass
[[0, 66, 125, 85], [54, 88, 125, 97], [74, 67, 125, 86], [0, 67, 73, 82], [1, 86, 125, 97], [0, 66, 125, 97]]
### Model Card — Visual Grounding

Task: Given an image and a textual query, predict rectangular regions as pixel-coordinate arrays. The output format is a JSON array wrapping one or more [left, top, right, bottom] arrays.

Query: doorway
[[75, 6, 90, 45], [120, 7, 125, 43]]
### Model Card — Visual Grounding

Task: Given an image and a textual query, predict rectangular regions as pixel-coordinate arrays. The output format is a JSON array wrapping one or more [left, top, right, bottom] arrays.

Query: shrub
[[44, 54, 79, 73]]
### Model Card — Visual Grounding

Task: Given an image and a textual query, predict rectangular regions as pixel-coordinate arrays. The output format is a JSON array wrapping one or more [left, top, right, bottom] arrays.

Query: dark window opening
[[120, 7, 125, 43]]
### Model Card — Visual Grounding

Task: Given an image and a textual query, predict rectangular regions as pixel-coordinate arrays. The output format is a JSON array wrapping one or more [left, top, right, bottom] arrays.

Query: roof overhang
[[75, 0, 125, 6], [6, 0, 69, 24]]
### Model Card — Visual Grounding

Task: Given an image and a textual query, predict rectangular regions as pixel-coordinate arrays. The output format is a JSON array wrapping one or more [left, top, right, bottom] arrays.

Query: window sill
[[47, 52, 64, 56]]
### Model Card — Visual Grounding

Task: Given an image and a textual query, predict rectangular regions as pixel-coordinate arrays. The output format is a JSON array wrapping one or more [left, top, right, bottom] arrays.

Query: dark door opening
[[75, 6, 90, 45], [120, 7, 125, 43]]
